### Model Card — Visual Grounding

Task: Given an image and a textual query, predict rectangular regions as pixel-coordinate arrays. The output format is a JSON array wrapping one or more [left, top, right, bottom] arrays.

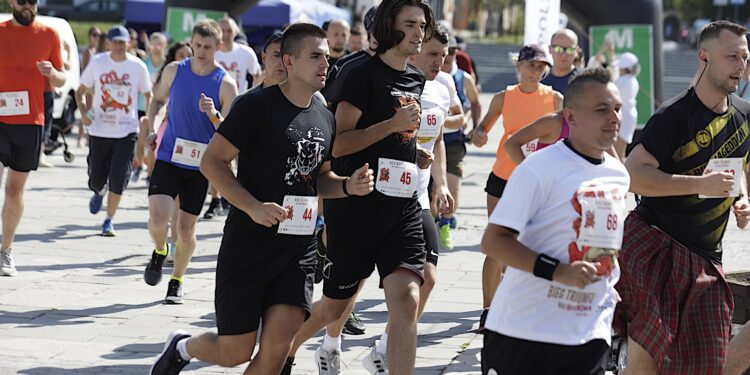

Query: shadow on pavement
[[1, 302, 162, 327]]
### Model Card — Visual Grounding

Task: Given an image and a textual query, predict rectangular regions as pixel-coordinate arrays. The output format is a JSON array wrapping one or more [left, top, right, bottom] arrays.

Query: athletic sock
[[376, 332, 388, 354], [321, 332, 341, 352], [170, 275, 184, 283], [154, 248, 168, 256], [176, 337, 192, 361]]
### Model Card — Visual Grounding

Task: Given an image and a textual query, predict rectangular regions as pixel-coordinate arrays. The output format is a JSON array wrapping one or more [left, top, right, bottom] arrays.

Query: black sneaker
[[144, 250, 167, 286], [342, 311, 366, 335], [220, 197, 231, 214], [280, 356, 295, 375], [203, 198, 222, 219], [477, 308, 489, 334], [150, 330, 191, 375], [314, 227, 327, 284], [164, 279, 184, 304]]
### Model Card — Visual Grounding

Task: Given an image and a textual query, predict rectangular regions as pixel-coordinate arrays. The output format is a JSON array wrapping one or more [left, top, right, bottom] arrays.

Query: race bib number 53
[[376, 158, 418, 198], [0, 91, 30, 116]]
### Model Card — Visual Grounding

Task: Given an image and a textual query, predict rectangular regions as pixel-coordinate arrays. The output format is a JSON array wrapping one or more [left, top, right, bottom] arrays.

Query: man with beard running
[[0, 0, 66, 276]]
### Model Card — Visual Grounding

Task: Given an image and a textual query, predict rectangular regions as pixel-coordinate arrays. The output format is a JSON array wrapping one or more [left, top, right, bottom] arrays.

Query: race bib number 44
[[171, 138, 207, 167], [0, 91, 30, 116], [376, 158, 418, 198], [700, 158, 744, 198], [278, 195, 318, 235]]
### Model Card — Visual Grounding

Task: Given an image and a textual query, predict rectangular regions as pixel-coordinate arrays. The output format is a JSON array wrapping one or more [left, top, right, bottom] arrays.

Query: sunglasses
[[16, 0, 38, 5], [551, 45, 577, 55]]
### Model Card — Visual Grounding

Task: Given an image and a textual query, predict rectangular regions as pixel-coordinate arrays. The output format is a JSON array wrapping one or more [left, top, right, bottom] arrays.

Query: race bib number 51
[[376, 158, 418, 198], [277, 195, 318, 235], [0, 91, 30, 116], [171, 138, 207, 167]]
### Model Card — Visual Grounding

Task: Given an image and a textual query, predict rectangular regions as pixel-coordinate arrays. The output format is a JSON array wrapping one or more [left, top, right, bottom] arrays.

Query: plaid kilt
[[613, 212, 734, 375]]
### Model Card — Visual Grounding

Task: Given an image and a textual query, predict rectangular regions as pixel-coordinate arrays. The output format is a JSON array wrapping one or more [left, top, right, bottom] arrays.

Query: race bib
[[521, 138, 539, 158], [0, 91, 30, 116], [376, 158, 418, 198], [576, 187, 627, 250], [417, 109, 444, 144], [700, 157, 744, 198], [277, 195, 318, 235], [105, 83, 130, 106], [171, 138, 207, 167]]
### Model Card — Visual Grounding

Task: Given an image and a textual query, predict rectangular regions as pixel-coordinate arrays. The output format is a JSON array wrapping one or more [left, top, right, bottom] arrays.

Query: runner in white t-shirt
[[77, 26, 152, 237], [480, 68, 629, 375]]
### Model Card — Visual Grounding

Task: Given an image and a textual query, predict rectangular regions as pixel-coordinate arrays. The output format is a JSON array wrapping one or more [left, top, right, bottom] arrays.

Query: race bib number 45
[[171, 138, 207, 167], [0, 91, 30, 116], [277, 195, 318, 235], [376, 158, 418, 198]]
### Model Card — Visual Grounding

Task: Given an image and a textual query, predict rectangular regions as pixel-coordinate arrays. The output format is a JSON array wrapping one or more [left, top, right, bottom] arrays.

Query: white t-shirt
[[435, 71, 462, 134], [615, 74, 639, 144], [80, 52, 151, 138], [416, 79, 450, 209], [486, 141, 630, 346], [215, 44, 261, 93]]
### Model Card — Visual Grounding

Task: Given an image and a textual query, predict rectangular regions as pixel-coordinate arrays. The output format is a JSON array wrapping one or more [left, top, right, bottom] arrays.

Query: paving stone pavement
[[0, 93, 748, 374]]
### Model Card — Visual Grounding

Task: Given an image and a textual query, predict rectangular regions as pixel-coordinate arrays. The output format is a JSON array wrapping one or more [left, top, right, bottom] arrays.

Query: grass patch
[[69, 21, 119, 47]]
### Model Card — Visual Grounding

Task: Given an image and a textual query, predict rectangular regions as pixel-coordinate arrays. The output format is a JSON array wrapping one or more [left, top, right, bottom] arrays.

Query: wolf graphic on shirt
[[284, 127, 327, 187]]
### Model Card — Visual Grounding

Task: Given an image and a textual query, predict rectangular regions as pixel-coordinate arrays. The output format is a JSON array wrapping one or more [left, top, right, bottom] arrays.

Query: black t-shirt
[[321, 50, 371, 112], [217, 85, 335, 240], [337, 55, 425, 200], [540, 68, 577, 95], [635, 88, 750, 263], [326, 50, 351, 75]]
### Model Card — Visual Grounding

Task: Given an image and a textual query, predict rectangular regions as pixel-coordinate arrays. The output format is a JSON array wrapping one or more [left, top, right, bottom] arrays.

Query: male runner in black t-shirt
[[615, 20, 750, 375], [283, 2, 436, 374], [148, 23, 374, 375]]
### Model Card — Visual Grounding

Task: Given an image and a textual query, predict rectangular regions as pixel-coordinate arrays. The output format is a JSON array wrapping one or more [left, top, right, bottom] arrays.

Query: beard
[[13, 8, 35, 26]]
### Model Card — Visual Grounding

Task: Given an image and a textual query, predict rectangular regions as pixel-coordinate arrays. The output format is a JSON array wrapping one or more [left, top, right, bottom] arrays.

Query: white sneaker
[[1, 249, 17, 276], [314, 346, 341, 375], [362, 342, 388, 374], [165, 242, 176, 264], [38, 154, 54, 168]]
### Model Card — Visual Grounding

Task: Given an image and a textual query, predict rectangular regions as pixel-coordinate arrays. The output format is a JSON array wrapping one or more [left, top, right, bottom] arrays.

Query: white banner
[[524, 0, 561, 47]]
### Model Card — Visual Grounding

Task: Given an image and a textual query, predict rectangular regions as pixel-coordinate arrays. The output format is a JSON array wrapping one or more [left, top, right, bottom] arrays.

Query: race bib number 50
[[376, 158, 418, 198], [0, 91, 30, 116]]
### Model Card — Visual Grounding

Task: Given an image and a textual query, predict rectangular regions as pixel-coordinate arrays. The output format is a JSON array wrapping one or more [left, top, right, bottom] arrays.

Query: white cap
[[614, 52, 638, 69]]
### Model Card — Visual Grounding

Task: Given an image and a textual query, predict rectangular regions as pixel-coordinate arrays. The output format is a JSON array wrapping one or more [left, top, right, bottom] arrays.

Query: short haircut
[[372, 0, 436, 54], [328, 19, 351, 32], [431, 24, 450, 45], [150, 32, 167, 45], [219, 16, 240, 34], [280, 23, 327, 58], [697, 20, 747, 49], [563, 67, 611, 109], [192, 19, 222, 41]]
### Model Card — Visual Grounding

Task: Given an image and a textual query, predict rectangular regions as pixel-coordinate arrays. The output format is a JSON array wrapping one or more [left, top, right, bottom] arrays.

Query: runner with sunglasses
[[542, 29, 580, 95]]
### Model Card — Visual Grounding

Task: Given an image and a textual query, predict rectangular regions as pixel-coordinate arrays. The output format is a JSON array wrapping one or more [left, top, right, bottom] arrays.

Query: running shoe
[[438, 224, 454, 250], [131, 167, 143, 183], [1, 249, 17, 277], [314, 346, 341, 375], [362, 342, 388, 374], [342, 311, 366, 335], [314, 226, 327, 284], [144, 250, 167, 286], [449, 215, 458, 229], [166, 242, 176, 265], [220, 197, 231, 214], [164, 278, 184, 304], [89, 192, 104, 215], [101, 218, 116, 237], [203, 198, 222, 219], [149, 330, 191, 375]]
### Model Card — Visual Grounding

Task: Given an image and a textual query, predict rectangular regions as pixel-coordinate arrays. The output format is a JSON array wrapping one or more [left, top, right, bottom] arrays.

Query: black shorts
[[0, 123, 42, 172], [215, 233, 316, 336], [484, 172, 507, 198], [148, 160, 209, 216], [482, 331, 609, 375], [322, 197, 426, 299], [87, 134, 137, 195], [422, 209, 439, 266], [445, 141, 467, 177]]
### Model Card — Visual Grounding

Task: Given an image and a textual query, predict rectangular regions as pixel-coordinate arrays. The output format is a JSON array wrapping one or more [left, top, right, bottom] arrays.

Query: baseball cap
[[263, 30, 283, 52], [517, 44, 552, 66], [107, 26, 130, 42], [363, 6, 378, 33], [614, 52, 639, 69]]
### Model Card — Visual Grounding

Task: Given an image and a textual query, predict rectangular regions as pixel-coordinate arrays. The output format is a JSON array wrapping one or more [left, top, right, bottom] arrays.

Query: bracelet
[[533, 254, 560, 281], [342, 177, 351, 196], [209, 111, 222, 125]]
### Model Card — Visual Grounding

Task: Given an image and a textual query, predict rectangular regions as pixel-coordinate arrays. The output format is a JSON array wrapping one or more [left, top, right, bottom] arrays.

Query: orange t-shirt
[[492, 84, 557, 180], [0, 20, 63, 126]]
